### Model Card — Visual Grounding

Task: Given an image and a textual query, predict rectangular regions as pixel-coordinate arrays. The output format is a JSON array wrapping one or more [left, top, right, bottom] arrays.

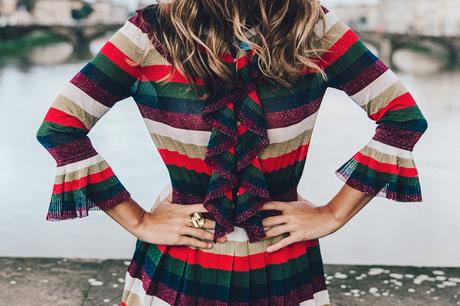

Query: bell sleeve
[[318, 5, 428, 202], [35, 11, 151, 220]]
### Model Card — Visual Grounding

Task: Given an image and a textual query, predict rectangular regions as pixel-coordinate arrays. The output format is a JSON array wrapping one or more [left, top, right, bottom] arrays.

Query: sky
[[117, 0, 376, 12]]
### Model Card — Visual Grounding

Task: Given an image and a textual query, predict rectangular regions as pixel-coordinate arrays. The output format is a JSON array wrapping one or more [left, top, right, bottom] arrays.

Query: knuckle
[[173, 235, 182, 244], [205, 219, 215, 228], [199, 229, 212, 239], [177, 225, 187, 234], [183, 216, 191, 225], [191, 239, 206, 248]]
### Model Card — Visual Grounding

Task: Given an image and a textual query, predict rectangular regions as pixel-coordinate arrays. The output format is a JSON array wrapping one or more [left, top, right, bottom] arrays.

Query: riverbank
[[1, 257, 458, 305], [0, 32, 63, 57]]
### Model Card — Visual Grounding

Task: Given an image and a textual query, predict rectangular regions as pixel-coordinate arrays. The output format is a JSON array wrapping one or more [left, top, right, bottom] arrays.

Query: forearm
[[104, 197, 146, 238], [325, 183, 374, 227]]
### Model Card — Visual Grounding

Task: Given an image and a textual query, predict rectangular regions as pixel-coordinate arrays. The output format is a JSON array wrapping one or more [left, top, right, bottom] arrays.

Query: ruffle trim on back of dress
[[201, 51, 271, 243], [136, 4, 274, 243]]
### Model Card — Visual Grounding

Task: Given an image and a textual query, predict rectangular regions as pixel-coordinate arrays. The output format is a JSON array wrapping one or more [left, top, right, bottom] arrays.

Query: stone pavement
[[1, 257, 459, 305]]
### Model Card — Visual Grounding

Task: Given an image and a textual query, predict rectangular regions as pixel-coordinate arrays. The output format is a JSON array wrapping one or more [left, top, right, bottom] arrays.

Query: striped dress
[[35, 3, 428, 306]]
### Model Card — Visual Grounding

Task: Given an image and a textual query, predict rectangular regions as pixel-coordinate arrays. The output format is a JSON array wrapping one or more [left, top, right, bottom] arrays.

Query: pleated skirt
[[120, 186, 331, 306]]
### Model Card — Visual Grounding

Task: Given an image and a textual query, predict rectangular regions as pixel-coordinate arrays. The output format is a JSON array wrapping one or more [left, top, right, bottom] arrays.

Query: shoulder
[[110, 5, 160, 54], [128, 4, 161, 35], [313, 3, 349, 40]]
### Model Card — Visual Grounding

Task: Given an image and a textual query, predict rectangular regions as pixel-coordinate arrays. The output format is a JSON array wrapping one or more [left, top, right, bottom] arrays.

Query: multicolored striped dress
[[35, 3, 428, 306]]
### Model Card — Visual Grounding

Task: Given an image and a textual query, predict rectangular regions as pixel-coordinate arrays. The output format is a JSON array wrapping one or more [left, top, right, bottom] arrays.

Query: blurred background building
[[0, 0, 129, 25], [333, 0, 460, 36]]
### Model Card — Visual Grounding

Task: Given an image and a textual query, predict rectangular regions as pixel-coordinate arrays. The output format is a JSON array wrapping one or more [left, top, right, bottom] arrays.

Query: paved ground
[[1, 257, 459, 305]]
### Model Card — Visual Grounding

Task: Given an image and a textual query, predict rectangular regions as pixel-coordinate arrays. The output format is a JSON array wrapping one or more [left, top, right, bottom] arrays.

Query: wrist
[[321, 202, 347, 228], [131, 210, 148, 238]]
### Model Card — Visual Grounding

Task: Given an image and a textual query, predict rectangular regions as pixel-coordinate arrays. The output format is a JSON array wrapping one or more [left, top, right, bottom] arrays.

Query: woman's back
[[35, 2, 427, 305]]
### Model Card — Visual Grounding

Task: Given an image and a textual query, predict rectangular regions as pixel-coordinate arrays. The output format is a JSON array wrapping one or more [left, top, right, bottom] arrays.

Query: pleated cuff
[[46, 154, 131, 220], [335, 139, 423, 202]]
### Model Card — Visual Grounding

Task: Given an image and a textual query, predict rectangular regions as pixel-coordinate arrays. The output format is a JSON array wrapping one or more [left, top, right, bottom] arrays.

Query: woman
[[36, 1, 428, 305]]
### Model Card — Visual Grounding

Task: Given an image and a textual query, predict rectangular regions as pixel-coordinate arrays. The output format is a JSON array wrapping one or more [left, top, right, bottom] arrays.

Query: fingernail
[[266, 247, 272, 252], [208, 242, 213, 248]]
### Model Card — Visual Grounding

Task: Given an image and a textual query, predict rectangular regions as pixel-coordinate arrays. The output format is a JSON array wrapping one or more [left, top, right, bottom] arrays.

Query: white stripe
[[124, 272, 170, 306], [124, 272, 330, 306], [267, 111, 318, 144], [314, 10, 340, 37], [367, 139, 413, 159], [350, 69, 399, 107], [119, 19, 153, 51], [61, 82, 110, 118], [208, 226, 249, 242], [146, 112, 317, 147], [144, 118, 211, 146], [55, 154, 104, 175]]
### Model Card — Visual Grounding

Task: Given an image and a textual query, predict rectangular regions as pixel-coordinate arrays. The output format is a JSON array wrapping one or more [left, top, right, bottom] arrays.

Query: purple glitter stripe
[[373, 125, 424, 151], [341, 59, 388, 95], [70, 71, 119, 108], [265, 98, 322, 129], [46, 189, 131, 220], [125, 268, 327, 306], [137, 104, 210, 131], [48, 137, 98, 167], [335, 170, 423, 202]]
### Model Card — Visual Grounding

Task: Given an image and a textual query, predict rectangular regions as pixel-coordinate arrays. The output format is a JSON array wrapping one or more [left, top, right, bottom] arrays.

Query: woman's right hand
[[133, 197, 227, 248]]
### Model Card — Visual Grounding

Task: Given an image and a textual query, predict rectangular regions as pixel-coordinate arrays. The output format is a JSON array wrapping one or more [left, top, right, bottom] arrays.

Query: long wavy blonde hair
[[138, 0, 328, 98]]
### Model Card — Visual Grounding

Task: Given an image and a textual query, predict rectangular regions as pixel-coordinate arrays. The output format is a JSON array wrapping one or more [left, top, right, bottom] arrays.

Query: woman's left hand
[[260, 194, 343, 252]]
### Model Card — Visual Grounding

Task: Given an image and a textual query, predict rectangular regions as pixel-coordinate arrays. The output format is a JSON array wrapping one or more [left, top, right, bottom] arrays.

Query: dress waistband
[[151, 184, 254, 242]]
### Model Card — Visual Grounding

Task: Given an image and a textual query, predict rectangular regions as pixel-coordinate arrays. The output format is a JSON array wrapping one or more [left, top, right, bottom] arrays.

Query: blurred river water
[[0, 47, 458, 266]]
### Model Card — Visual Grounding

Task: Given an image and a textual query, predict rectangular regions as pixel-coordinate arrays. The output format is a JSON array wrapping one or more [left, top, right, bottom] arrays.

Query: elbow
[[35, 119, 55, 150], [409, 117, 428, 150], [35, 121, 47, 149], [418, 117, 428, 135]]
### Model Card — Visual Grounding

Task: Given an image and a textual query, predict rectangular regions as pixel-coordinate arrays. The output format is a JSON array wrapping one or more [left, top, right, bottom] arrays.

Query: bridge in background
[[1, 25, 460, 68], [358, 31, 460, 70], [0, 23, 123, 59]]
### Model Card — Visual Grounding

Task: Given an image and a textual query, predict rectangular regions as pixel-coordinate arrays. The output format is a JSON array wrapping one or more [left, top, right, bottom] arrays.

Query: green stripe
[[142, 243, 324, 287], [37, 121, 86, 137], [325, 40, 368, 79], [378, 105, 426, 122], [91, 52, 137, 90]]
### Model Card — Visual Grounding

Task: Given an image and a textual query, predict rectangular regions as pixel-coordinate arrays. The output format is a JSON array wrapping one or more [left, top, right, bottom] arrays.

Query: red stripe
[[52, 166, 114, 194], [236, 53, 251, 69], [369, 92, 416, 121], [252, 157, 263, 171], [260, 144, 309, 172], [354, 152, 418, 177], [99, 41, 141, 78], [44, 107, 87, 130], [237, 186, 247, 195], [237, 122, 248, 135], [224, 190, 233, 201], [303, 29, 358, 74], [141, 65, 205, 84], [162, 239, 318, 272], [158, 149, 212, 175], [248, 88, 262, 106]]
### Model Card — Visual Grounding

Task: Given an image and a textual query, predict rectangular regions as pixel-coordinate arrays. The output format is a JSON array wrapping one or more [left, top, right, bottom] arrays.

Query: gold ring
[[190, 212, 205, 228]]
